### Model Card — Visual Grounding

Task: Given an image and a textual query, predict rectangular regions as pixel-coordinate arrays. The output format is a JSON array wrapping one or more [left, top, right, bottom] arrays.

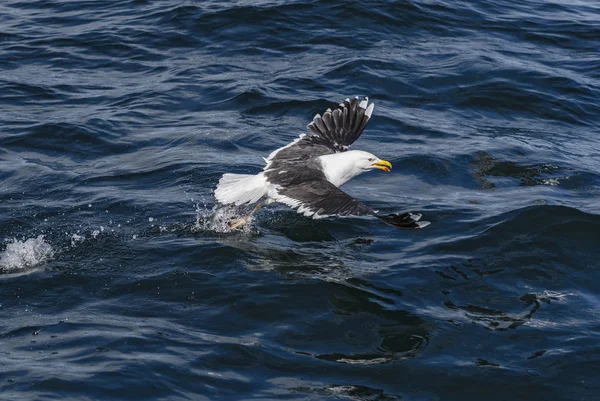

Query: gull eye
[[368, 158, 374, 162]]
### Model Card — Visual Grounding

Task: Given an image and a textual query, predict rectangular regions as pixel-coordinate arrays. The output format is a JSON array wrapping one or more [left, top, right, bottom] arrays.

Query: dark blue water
[[2, 0, 600, 399]]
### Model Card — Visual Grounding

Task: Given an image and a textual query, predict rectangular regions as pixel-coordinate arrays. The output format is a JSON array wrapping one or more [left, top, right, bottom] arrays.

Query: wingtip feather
[[305, 96, 375, 148], [358, 97, 369, 109], [416, 221, 431, 229]]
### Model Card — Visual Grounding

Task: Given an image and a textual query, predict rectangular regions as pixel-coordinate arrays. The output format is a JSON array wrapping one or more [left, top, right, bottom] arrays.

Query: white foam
[[0, 235, 54, 272]]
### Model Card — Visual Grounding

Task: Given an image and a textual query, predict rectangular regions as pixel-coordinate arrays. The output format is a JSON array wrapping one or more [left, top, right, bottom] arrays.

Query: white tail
[[214, 173, 267, 206]]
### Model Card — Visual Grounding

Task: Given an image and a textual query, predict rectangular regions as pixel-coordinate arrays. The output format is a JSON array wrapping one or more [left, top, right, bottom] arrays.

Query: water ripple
[[1, 0, 599, 399]]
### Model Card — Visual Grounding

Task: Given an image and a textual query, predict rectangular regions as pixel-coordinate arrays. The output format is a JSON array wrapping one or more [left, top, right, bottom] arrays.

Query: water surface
[[1, 1, 600, 400]]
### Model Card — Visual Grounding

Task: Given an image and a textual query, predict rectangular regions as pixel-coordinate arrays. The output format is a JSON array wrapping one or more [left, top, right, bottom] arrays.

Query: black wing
[[264, 96, 374, 171], [272, 179, 430, 229], [264, 134, 335, 172], [273, 178, 376, 218], [376, 213, 430, 229], [307, 96, 374, 152]]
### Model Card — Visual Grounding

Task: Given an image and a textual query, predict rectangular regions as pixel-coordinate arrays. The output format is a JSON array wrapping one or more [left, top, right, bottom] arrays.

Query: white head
[[348, 150, 392, 172], [319, 150, 392, 187]]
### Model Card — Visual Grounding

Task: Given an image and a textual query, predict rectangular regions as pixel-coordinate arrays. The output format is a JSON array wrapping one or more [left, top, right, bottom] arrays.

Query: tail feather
[[214, 173, 267, 206]]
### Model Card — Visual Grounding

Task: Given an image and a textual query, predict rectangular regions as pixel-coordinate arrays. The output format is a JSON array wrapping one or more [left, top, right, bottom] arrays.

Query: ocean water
[[1, 0, 600, 399]]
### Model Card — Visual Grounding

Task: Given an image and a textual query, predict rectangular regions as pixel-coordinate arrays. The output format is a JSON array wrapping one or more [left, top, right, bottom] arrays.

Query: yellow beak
[[371, 159, 392, 172]]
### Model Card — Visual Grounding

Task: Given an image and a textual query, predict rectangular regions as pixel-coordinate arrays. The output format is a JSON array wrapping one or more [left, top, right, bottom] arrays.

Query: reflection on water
[[473, 151, 565, 189], [280, 281, 431, 365], [444, 294, 540, 331], [289, 382, 402, 400]]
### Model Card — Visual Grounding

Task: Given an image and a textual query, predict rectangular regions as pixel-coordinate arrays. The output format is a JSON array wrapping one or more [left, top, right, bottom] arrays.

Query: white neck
[[318, 151, 366, 187]]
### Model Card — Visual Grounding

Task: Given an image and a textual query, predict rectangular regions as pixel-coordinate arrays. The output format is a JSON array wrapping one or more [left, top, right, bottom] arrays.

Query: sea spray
[[0, 235, 54, 272], [194, 203, 255, 234]]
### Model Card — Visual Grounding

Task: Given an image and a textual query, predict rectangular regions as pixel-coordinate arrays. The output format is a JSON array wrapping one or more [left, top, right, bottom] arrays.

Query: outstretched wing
[[272, 179, 375, 218], [271, 179, 430, 229], [264, 96, 375, 171], [307, 96, 374, 152]]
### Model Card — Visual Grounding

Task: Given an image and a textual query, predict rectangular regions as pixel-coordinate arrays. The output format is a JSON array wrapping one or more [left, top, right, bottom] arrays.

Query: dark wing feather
[[272, 178, 375, 218], [264, 134, 336, 174], [266, 96, 374, 169], [376, 213, 430, 229], [306, 96, 375, 152]]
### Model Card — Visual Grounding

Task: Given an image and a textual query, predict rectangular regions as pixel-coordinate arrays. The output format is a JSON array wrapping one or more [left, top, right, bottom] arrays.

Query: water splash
[[0, 235, 54, 273], [193, 203, 256, 234], [70, 233, 85, 247], [0, 204, 255, 275]]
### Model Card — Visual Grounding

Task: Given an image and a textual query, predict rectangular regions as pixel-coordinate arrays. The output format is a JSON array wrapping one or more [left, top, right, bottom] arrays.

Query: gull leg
[[229, 203, 263, 230]]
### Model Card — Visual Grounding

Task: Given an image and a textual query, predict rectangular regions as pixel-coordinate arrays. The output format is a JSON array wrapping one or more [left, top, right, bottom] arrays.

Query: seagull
[[214, 96, 429, 229]]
